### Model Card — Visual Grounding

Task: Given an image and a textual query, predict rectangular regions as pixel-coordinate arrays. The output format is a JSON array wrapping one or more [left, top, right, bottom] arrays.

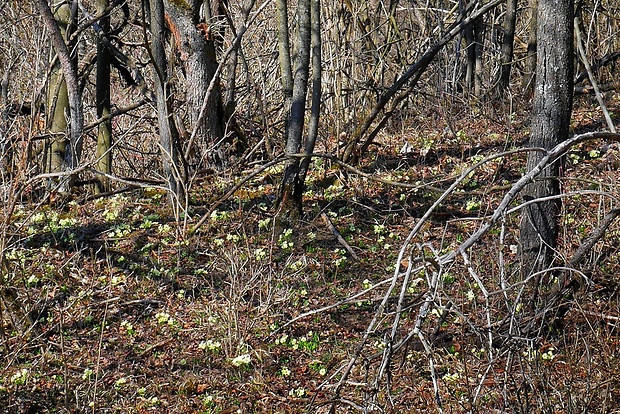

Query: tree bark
[[497, 0, 517, 94], [0, 65, 9, 177], [36, 0, 84, 189], [276, 0, 293, 135], [473, 16, 484, 97], [299, 0, 321, 183], [520, 0, 573, 278], [167, 0, 226, 170], [275, 0, 312, 229], [522, 0, 538, 96], [148, 0, 186, 203], [95, 0, 112, 193]]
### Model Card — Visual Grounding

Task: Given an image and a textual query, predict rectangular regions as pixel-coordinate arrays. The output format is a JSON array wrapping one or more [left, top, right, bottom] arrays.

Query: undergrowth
[[1, 101, 620, 413]]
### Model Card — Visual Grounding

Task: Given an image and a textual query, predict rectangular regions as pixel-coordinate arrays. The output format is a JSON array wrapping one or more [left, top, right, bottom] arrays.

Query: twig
[[569, 208, 620, 267], [575, 16, 617, 133], [571, 308, 620, 323], [275, 271, 419, 333], [190, 157, 286, 234], [320, 212, 358, 261]]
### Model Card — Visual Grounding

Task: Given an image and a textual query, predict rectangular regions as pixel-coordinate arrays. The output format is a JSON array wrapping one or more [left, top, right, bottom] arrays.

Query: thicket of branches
[[0, 0, 616, 194], [1, 0, 620, 412]]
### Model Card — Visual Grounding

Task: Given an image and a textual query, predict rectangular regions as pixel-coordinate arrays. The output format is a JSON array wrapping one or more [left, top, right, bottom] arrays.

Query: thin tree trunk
[[497, 0, 517, 94], [148, 0, 185, 204], [473, 16, 484, 97], [36, 0, 84, 187], [463, 17, 476, 94], [276, 0, 293, 131], [0, 66, 10, 177], [299, 0, 321, 183], [522, 0, 538, 96], [46, 54, 69, 175], [276, 0, 312, 228], [95, 0, 112, 193]]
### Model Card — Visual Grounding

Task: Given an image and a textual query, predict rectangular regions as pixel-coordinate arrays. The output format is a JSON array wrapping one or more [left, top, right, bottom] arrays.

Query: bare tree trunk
[[299, 0, 321, 183], [520, 0, 573, 279], [95, 0, 112, 193], [461, 1, 484, 97], [497, 0, 517, 94], [147, 0, 186, 204], [36, 0, 84, 190], [276, 0, 293, 133], [0, 66, 9, 177], [464, 20, 475, 93], [46, 50, 69, 176], [275, 0, 313, 229], [473, 16, 484, 97], [522, 0, 538, 96], [167, 0, 226, 170]]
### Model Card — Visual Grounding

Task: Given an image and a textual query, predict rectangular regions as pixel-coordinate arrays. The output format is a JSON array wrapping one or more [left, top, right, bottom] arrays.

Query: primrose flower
[[82, 368, 94, 380], [155, 312, 175, 325], [10, 369, 29, 385], [288, 387, 307, 398], [442, 372, 460, 382], [114, 377, 127, 389], [231, 353, 251, 367], [541, 347, 556, 361], [199, 339, 222, 353]]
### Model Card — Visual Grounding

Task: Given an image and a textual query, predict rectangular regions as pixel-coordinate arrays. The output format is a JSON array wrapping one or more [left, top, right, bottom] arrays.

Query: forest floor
[[2, 95, 620, 413]]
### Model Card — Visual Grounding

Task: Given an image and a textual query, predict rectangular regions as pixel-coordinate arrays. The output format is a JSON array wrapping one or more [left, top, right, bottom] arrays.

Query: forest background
[[1, 0, 620, 412]]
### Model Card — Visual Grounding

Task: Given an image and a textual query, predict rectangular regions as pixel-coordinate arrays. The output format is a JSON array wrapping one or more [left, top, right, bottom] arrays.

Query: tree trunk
[[473, 16, 484, 97], [299, 0, 321, 183], [522, 0, 538, 96], [167, 0, 226, 170], [148, 0, 186, 204], [275, 0, 312, 229], [36, 0, 84, 190], [46, 51, 69, 176], [276, 0, 293, 134], [0, 66, 9, 177], [497, 0, 517, 94], [95, 0, 112, 193], [464, 20, 475, 93], [464, 11, 483, 98], [520, 0, 573, 278]]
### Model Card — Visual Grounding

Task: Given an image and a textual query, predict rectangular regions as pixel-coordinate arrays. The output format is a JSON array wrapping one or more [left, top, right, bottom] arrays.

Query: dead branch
[[320, 212, 359, 261]]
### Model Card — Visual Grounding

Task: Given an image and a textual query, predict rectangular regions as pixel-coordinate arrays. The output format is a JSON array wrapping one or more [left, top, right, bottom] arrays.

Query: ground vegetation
[[1, 1, 620, 412]]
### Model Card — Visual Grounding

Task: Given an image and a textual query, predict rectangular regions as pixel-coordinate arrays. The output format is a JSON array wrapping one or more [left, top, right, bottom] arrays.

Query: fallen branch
[[570, 208, 620, 267], [320, 212, 358, 261]]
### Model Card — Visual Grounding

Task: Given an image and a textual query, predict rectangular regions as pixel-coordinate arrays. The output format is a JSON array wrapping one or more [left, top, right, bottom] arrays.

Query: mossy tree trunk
[[44, 3, 71, 187], [36, 0, 84, 192]]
